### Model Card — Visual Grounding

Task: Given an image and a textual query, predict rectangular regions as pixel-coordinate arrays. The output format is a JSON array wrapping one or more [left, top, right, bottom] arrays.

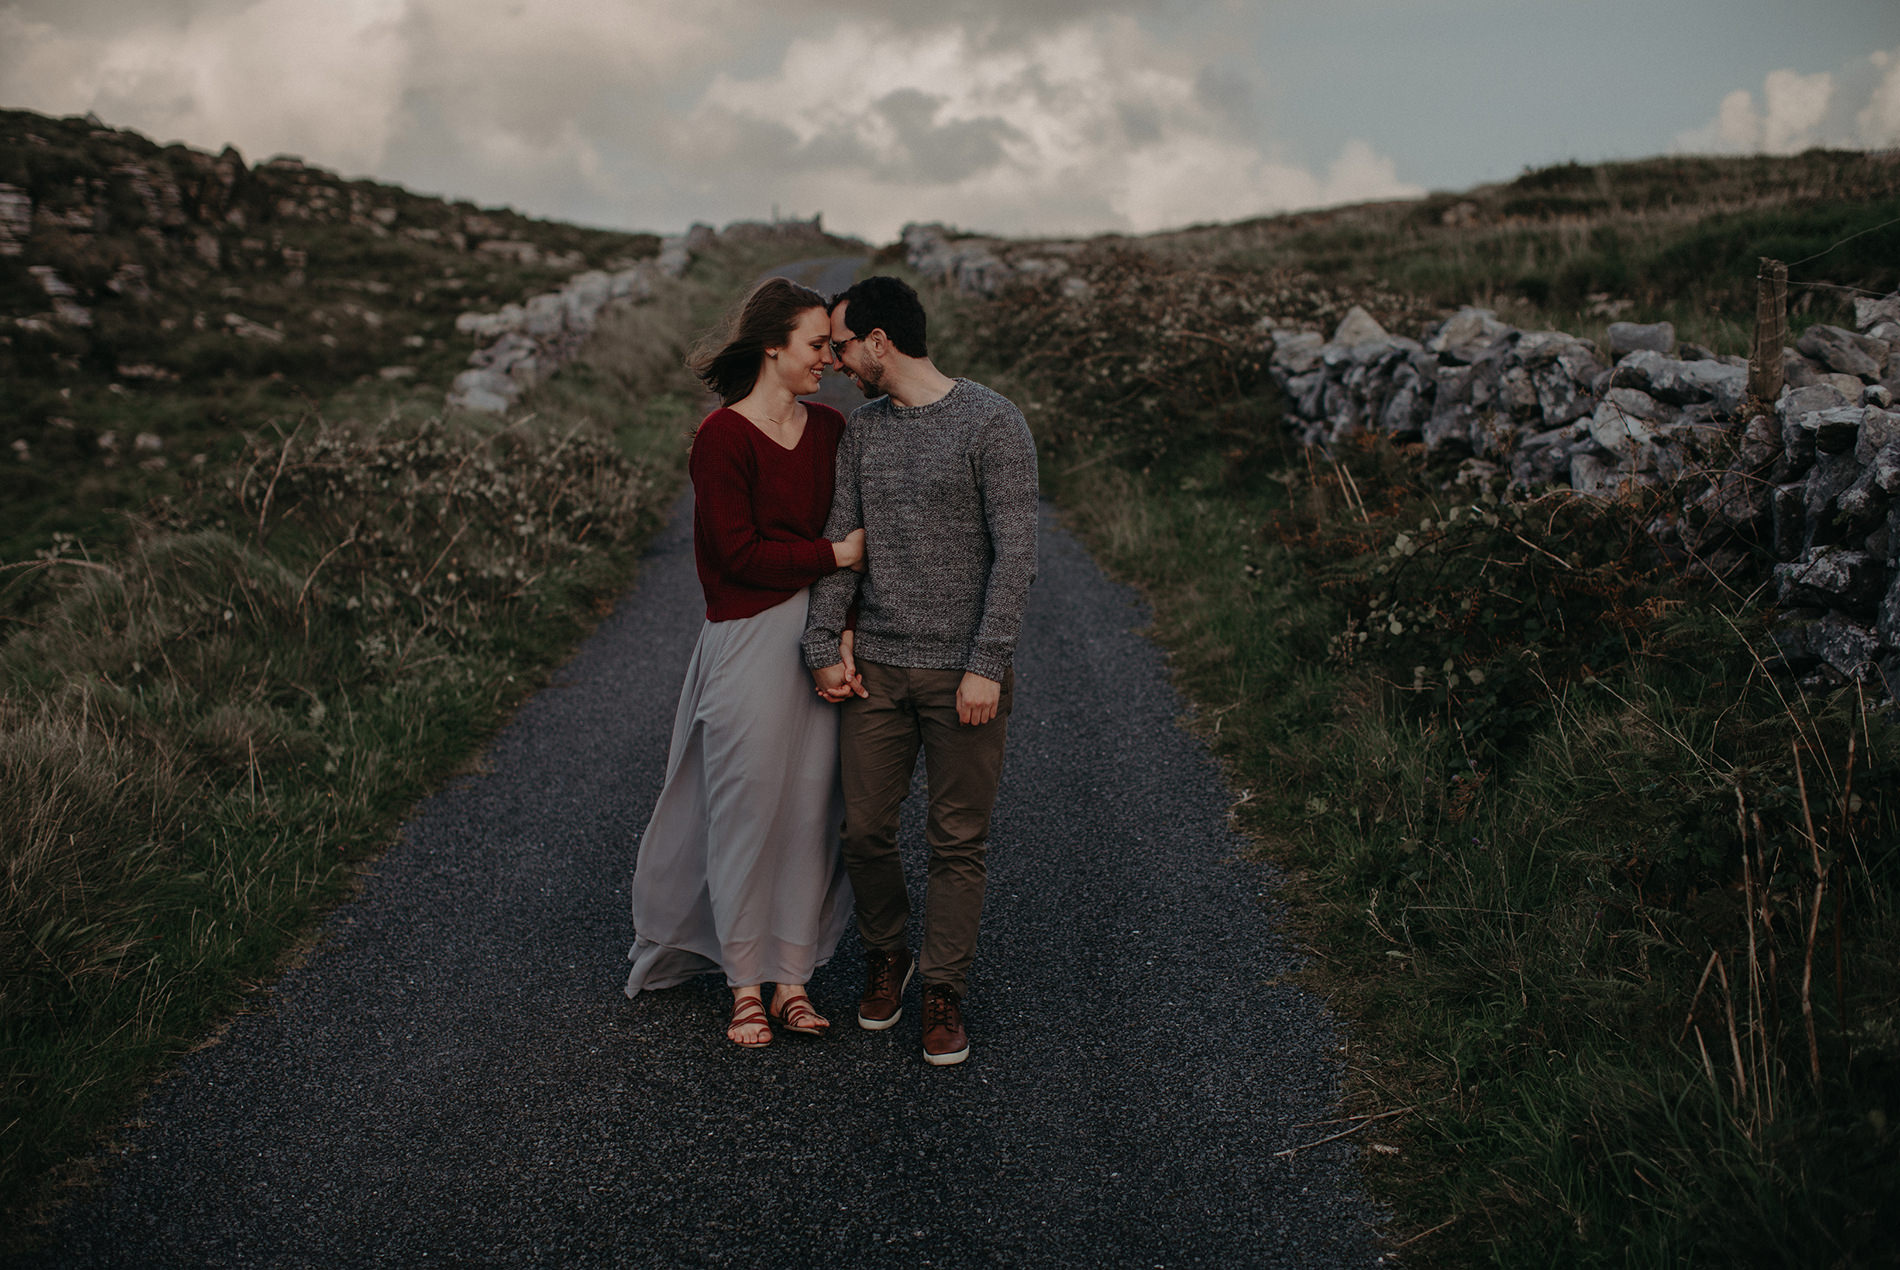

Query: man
[[802, 275, 1038, 1067]]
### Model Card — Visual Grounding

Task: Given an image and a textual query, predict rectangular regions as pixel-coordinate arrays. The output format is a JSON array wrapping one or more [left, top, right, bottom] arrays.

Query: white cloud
[[1677, 49, 1900, 157], [1860, 48, 1900, 147], [1761, 68, 1834, 152], [683, 17, 1419, 239]]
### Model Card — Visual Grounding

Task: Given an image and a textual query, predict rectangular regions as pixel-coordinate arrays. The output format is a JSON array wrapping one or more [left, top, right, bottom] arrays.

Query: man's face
[[829, 302, 883, 398]]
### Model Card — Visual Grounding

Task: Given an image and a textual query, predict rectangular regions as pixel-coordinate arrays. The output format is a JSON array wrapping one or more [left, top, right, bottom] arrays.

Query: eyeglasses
[[829, 333, 863, 359]]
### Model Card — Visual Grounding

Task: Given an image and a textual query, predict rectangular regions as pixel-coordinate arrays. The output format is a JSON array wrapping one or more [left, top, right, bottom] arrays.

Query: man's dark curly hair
[[830, 275, 928, 358]]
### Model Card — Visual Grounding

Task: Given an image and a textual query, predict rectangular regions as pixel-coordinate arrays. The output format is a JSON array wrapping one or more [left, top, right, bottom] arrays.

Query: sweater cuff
[[965, 644, 1012, 683], [802, 632, 843, 669]]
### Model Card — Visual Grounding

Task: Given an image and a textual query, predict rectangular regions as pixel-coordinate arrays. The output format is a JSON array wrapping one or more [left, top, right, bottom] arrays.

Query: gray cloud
[[2, 0, 255, 35], [1193, 63, 1256, 130], [1116, 99, 1162, 146], [0, 0, 1422, 241], [873, 88, 1021, 181], [812, 0, 1188, 40]]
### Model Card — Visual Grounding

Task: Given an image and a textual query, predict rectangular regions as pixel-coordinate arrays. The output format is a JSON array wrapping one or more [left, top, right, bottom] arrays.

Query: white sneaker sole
[[923, 1042, 969, 1067], [856, 959, 914, 1031]]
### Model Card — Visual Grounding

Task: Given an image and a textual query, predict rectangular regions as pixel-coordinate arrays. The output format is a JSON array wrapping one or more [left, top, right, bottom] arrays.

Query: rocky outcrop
[[447, 264, 660, 413], [900, 223, 1089, 299]]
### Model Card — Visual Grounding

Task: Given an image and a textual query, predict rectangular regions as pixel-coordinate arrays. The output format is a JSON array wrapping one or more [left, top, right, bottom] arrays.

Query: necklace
[[751, 401, 798, 430]]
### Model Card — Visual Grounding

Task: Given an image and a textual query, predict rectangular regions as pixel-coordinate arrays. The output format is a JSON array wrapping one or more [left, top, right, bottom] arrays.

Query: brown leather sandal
[[768, 989, 830, 1037], [727, 994, 773, 1047]]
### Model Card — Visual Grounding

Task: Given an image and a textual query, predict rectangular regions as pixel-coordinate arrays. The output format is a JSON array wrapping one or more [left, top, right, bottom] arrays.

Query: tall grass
[[1044, 433, 1898, 1266]]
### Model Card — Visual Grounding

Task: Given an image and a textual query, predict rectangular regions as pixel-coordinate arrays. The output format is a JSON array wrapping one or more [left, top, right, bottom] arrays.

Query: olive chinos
[[840, 659, 1013, 1000]]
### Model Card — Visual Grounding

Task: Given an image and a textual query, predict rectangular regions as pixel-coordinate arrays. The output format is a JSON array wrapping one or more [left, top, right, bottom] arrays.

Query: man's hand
[[839, 629, 865, 693], [812, 639, 867, 703], [956, 672, 1001, 726]]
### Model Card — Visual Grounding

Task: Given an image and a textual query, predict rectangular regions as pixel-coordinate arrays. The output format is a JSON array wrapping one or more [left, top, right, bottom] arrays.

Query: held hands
[[810, 644, 1000, 723], [812, 630, 867, 702], [956, 672, 1001, 726], [833, 528, 867, 573]]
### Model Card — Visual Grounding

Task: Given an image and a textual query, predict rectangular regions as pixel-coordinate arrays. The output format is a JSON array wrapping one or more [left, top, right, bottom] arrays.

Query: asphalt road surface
[[30, 263, 1379, 1268]]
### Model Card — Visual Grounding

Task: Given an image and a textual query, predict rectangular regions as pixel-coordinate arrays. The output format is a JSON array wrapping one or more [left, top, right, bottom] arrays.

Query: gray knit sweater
[[801, 378, 1038, 682]]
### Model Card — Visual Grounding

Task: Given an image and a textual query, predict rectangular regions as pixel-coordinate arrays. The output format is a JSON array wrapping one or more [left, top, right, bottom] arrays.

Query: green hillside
[[0, 107, 658, 572]]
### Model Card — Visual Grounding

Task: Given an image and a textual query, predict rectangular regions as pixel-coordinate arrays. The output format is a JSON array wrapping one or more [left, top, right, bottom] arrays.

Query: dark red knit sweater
[[690, 403, 845, 621]]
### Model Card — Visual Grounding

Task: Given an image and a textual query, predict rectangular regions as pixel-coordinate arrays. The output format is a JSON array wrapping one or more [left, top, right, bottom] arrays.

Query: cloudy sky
[[2, 0, 1897, 243]]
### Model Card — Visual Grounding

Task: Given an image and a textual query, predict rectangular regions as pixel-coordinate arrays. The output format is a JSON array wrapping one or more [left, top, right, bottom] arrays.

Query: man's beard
[[854, 358, 884, 398]]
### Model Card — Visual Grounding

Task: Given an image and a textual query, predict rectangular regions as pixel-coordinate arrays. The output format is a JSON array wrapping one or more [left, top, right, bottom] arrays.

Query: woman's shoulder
[[695, 406, 750, 445], [804, 401, 847, 445]]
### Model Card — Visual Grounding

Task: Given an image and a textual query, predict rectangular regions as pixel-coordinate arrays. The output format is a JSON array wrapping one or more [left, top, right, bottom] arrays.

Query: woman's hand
[[833, 527, 867, 572]]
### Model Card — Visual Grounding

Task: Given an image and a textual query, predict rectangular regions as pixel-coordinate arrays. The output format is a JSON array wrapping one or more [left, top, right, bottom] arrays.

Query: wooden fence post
[[1748, 257, 1788, 410]]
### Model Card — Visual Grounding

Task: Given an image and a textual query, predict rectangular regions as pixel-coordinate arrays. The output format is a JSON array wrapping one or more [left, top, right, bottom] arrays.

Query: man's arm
[[964, 404, 1040, 687], [802, 422, 864, 675]]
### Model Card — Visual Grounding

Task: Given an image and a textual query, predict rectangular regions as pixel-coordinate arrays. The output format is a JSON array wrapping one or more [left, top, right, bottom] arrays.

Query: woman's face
[[768, 307, 834, 396]]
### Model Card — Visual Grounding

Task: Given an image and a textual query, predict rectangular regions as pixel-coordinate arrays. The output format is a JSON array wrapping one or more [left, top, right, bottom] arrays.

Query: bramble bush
[[956, 246, 1430, 468], [0, 408, 659, 1218]]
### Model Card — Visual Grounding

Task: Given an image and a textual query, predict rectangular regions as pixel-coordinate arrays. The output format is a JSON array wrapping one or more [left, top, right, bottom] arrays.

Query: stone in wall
[[1797, 324, 1889, 380], [1607, 321, 1673, 357], [0, 184, 31, 256]]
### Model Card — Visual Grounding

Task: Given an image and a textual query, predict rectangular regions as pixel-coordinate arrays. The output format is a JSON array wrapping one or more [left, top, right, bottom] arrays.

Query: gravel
[[30, 390, 1380, 1268]]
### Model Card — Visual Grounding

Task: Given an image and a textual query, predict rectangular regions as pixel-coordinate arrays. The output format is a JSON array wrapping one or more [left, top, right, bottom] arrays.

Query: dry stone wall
[[446, 215, 829, 415], [446, 252, 678, 413], [1257, 298, 1900, 694]]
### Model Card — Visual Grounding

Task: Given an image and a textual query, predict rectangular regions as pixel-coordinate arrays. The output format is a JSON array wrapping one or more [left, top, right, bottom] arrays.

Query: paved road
[[30, 262, 1378, 1267]]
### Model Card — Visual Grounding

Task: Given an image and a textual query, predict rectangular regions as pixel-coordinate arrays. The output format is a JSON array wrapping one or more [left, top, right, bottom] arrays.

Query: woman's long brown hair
[[688, 276, 827, 405]]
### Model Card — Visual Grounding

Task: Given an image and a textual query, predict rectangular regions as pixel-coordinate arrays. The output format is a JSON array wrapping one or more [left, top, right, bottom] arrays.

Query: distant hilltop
[[0, 107, 675, 328]]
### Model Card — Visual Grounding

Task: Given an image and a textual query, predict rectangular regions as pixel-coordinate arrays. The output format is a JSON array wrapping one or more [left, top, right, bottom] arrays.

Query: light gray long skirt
[[625, 588, 852, 995]]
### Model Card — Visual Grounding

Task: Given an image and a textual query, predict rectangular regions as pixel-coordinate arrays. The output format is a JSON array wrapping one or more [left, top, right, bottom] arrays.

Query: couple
[[623, 274, 1038, 1067]]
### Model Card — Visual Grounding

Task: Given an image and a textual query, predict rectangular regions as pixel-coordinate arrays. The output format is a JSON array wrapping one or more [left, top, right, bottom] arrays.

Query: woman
[[624, 277, 861, 1046]]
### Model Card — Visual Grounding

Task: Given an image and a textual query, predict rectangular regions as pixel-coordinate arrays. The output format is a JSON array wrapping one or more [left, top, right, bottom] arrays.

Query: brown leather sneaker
[[857, 947, 913, 1031], [921, 984, 969, 1067]]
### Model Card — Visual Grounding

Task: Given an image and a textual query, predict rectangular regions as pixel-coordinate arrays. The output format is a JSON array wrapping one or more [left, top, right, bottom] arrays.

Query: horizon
[[2, 2, 1898, 242]]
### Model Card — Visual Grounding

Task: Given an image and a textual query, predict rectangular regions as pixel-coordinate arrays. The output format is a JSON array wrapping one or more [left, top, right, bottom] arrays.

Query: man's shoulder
[[846, 395, 893, 428], [950, 378, 1022, 419]]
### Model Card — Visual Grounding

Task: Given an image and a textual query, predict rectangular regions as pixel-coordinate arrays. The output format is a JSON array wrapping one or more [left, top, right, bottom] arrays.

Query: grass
[[1042, 430, 1899, 1266], [922, 194, 1900, 1263], [1147, 150, 1900, 352], [0, 220, 861, 1238]]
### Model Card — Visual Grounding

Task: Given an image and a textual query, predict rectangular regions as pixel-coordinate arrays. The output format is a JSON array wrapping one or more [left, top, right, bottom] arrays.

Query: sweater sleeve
[[801, 421, 864, 668], [692, 419, 839, 591], [965, 405, 1040, 681]]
